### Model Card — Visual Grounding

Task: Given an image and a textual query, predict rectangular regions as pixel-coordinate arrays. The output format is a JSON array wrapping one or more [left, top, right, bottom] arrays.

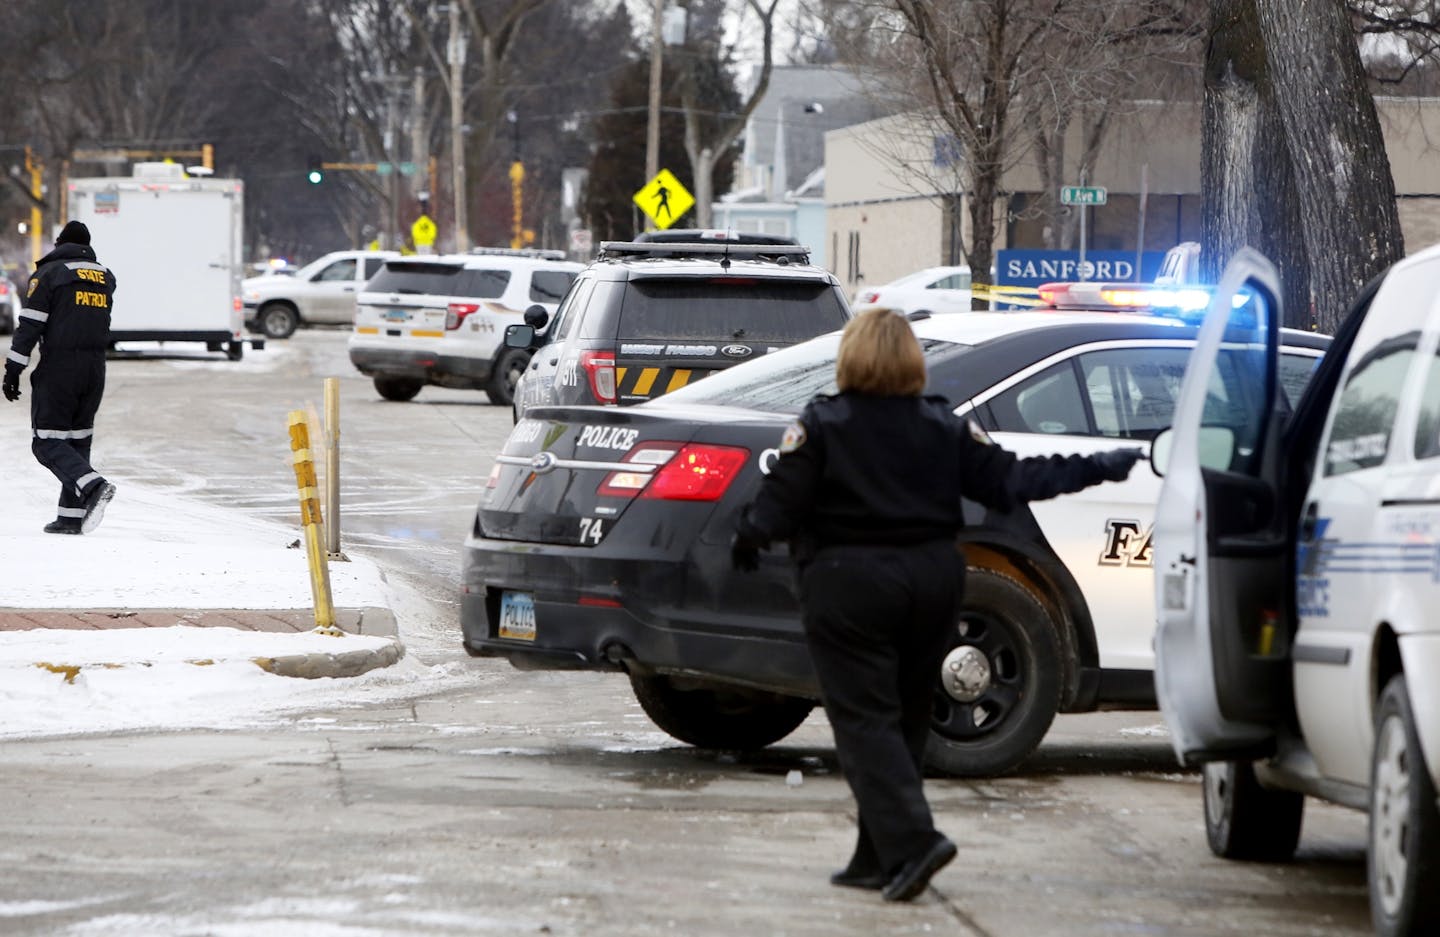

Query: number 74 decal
[[578, 517, 605, 544]]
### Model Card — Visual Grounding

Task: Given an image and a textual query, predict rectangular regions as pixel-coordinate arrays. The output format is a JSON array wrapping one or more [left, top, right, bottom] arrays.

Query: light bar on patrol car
[[1037, 281, 1214, 313]]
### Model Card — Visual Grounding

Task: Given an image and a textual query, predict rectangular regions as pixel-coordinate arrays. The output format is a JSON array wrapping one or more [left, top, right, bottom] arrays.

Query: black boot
[[80, 480, 116, 534], [44, 518, 83, 535]]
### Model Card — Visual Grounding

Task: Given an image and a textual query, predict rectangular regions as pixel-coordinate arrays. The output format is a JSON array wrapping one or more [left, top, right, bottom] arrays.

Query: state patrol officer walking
[[732, 307, 1141, 902], [3, 220, 118, 534]]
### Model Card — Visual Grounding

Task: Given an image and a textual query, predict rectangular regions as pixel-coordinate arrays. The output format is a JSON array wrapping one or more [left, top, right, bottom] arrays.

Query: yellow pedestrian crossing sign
[[633, 169, 694, 230], [411, 214, 437, 248]]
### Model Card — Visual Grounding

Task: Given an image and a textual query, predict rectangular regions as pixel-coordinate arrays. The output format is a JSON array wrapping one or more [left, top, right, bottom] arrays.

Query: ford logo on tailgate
[[530, 451, 558, 474], [721, 344, 753, 358]]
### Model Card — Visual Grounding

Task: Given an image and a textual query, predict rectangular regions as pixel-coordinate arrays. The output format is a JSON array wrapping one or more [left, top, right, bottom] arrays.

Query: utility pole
[[645, 0, 663, 188], [449, 2, 469, 252], [25, 147, 43, 264]]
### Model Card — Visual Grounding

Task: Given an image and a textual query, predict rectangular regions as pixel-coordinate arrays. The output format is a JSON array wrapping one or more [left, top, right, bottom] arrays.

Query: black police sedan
[[461, 308, 1330, 776]]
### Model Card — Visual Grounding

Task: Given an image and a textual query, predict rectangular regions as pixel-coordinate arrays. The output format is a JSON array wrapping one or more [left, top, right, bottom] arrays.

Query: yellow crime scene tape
[[971, 284, 1047, 308]]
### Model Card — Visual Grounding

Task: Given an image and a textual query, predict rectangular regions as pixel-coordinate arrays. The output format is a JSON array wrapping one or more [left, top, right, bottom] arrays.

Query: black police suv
[[463, 308, 1331, 776], [504, 239, 851, 420]]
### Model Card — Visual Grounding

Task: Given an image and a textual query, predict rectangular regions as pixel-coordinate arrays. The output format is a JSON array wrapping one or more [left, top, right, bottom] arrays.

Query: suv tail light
[[446, 302, 480, 330], [597, 441, 750, 501], [581, 351, 617, 404]]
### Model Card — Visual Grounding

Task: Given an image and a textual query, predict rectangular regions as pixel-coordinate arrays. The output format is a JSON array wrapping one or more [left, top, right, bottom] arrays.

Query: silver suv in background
[[348, 248, 582, 405], [243, 249, 399, 339]]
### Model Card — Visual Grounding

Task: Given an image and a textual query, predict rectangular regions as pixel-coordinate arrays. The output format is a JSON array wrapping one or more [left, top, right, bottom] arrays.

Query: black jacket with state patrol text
[[9, 242, 116, 370], [738, 392, 1117, 555]]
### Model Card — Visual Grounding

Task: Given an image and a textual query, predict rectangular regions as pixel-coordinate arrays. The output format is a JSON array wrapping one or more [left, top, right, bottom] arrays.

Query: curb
[[5, 606, 405, 681]]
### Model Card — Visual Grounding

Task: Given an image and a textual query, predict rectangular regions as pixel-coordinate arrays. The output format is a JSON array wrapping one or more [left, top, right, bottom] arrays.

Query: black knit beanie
[[55, 221, 91, 246]]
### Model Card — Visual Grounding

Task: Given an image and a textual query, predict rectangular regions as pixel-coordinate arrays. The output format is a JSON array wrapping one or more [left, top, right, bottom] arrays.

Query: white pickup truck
[[243, 249, 398, 339]]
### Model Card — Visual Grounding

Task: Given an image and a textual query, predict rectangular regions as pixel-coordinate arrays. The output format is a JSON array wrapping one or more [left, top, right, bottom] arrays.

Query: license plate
[[384, 308, 409, 321], [498, 591, 536, 641]]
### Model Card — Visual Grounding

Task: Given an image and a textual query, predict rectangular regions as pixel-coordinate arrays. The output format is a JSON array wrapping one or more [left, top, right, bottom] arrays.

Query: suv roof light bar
[[596, 241, 812, 264], [467, 247, 568, 261]]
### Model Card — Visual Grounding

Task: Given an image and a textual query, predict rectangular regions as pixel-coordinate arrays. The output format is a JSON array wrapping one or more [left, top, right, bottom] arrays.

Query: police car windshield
[[660, 333, 975, 413]]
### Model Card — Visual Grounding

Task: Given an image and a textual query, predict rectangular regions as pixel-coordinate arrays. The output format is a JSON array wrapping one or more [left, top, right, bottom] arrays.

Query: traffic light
[[307, 155, 324, 185]]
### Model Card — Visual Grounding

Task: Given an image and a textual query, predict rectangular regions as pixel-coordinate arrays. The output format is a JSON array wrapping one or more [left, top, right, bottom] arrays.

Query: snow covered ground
[[0, 402, 472, 741]]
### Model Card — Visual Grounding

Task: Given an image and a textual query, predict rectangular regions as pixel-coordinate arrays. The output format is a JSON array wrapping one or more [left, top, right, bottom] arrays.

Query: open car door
[[1153, 248, 1293, 765]]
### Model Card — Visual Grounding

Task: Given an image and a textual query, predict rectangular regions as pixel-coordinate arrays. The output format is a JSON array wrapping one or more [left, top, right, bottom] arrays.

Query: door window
[[986, 361, 1090, 435], [1077, 348, 1189, 441], [316, 259, 356, 282], [544, 278, 594, 343], [362, 257, 386, 279], [1324, 332, 1419, 475], [1413, 346, 1440, 460]]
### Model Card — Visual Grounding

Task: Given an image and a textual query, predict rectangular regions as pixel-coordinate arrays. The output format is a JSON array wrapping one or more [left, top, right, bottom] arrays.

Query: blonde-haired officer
[[734, 306, 1140, 902]]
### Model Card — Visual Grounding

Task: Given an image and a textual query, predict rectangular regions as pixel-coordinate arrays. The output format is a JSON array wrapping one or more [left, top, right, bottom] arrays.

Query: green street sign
[[1061, 185, 1108, 206], [376, 162, 392, 176]]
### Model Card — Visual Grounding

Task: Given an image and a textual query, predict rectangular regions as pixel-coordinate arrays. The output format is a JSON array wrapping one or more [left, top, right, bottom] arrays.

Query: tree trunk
[[1202, 0, 1311, 328], [966, 138, 1003, 309], [1253, 0, 1404, 333]]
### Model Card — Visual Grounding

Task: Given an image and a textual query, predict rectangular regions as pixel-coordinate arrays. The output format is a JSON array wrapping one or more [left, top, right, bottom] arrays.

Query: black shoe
[[882, 835, 957, 902], [43, 518, 83, 535], [829, 867, 887, 890], [80, 480, 116, 534]]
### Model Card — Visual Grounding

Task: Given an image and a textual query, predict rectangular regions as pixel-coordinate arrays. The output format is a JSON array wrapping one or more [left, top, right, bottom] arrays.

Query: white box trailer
[[66, 162, 258, 360]]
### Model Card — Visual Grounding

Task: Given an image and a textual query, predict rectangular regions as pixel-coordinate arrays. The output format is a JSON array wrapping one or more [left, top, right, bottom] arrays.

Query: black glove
[[731, 532, 761, 573], [1, 364, 19, 403], [1092, 447, 1144, 482]]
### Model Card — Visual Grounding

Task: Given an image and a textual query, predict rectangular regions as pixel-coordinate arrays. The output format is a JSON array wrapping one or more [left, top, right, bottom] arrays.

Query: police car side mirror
[[1149, 425, 1238, 477], [1150, 429, 1173, 477], [505, 323, 537, 349], [523, 304, 549, 330]]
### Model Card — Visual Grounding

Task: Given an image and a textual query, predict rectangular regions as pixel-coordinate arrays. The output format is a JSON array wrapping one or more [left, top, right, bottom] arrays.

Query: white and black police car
[[462, 290, 1331, 776]]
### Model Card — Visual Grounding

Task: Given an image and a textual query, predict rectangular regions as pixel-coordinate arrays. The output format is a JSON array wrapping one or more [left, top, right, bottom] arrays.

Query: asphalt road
[[0, 331, 1373, 936]]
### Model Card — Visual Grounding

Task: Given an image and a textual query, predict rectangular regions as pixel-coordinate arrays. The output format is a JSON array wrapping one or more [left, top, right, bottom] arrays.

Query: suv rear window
[[618, 279, 848, 343], [366, 263, 511, 299]]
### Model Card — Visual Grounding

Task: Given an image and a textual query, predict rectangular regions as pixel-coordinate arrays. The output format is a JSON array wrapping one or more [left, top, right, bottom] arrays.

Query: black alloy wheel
[[486, 348, 531, 407], [630, 673, 816, 751], [925, 568, 1062, 778]]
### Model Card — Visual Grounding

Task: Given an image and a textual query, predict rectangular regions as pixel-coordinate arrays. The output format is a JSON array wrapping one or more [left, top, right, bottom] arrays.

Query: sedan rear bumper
[[460, 534, 817, 698]]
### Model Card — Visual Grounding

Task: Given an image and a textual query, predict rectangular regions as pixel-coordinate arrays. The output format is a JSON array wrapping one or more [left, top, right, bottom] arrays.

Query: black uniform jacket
[[9, 243, 116, 371], [738, 392, 1110, 556]]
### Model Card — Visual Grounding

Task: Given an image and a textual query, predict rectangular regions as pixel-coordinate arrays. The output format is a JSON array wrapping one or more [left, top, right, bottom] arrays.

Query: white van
[[1153, 245, 1440, 936], [348, 249, 582, 405]]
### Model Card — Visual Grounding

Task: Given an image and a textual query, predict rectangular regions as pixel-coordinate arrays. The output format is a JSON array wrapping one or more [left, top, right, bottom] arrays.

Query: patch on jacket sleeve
[[779, 421, 807, 453], [966, 418, 994, 446]]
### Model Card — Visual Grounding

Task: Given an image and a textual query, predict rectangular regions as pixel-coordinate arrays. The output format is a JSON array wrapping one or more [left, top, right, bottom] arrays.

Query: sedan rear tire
[[630, 674, 815, 751], [924, 568, 1062, 778]]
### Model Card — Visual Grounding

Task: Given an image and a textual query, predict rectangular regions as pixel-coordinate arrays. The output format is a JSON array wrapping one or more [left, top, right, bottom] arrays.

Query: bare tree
[[672, 0, 783, 227], [815, 0, 1198, 304], [1202, 0, 1405, 333]]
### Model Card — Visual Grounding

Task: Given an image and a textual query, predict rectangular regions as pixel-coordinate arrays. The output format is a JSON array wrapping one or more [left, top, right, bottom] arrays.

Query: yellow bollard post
[[324, 378, 342, 558], [287, 410, 340, 635]]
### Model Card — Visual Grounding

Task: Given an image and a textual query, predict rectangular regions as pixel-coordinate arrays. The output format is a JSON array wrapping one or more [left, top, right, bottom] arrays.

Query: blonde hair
[[835, 307, 927, 396]]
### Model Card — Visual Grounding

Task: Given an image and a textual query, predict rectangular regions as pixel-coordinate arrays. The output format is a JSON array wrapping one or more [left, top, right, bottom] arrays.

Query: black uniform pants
[[30, 354, 106, 519], [799, 539, 962, 876]]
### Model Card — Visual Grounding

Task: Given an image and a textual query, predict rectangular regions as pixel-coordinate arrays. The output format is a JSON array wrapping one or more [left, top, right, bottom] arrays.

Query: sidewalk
[[0, 422, 404, 683]]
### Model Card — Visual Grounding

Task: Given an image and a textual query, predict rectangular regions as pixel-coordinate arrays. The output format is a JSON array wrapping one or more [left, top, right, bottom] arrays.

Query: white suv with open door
[[1153, 245, 1440, 936]]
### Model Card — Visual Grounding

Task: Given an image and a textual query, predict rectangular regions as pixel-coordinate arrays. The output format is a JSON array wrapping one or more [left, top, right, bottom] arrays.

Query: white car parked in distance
[[853, 265, 973, 315], [1153, 244, 1440, 937], [243, 249, 399, 339]]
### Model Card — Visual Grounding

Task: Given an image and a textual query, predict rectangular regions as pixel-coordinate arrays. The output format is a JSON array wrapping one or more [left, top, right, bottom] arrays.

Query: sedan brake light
[[581, 350, 617, 404], [641, 443, 750, 501], [445, 302, 480, 330], [597, 441, 749, 501]]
